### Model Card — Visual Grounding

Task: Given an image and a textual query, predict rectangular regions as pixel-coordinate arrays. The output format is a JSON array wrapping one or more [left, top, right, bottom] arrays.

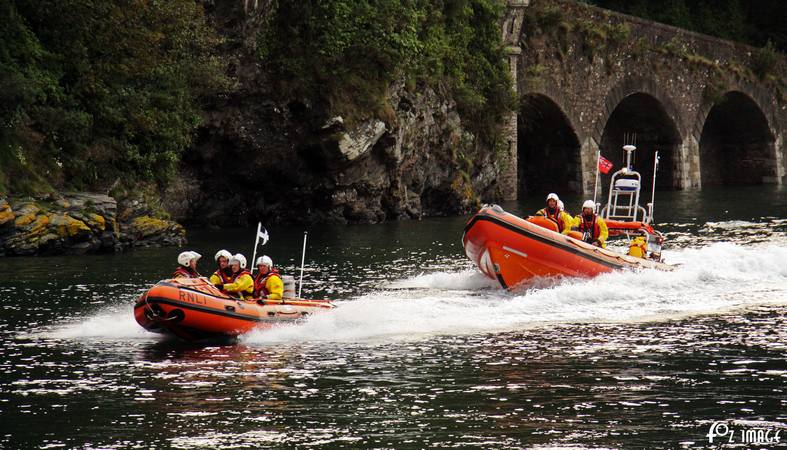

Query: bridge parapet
[[501, 0, 785, 200]]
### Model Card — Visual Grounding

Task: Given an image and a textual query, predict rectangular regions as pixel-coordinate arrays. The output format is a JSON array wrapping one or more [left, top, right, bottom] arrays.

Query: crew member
[[253, 255, 284, 302], [557, 200, 571, 219], [173, 251, 202, 278], [535, 193, 573, 234], [223, 253, 254, 299], [628, 236, 648, 258], [209, 249, 234, 289], [572, 200, 608, 247]]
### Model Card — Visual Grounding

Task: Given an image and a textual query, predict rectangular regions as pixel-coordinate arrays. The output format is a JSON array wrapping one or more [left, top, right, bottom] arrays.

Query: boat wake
[[30, 241, 787, 345], [32, 306, 152, 341], [243, 241, 787, 344]]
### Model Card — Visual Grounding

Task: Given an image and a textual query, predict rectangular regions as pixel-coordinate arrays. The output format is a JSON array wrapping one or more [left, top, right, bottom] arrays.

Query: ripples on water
[[2, 209, 787, 448]]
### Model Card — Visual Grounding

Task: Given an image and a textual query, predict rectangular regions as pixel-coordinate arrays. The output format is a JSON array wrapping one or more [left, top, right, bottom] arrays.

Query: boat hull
[[462, 205, 671, 289], [133, 277, 334, 341]]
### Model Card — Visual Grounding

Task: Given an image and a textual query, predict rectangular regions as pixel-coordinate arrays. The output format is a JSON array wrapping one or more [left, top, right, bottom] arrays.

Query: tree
[[1, 0, 227, 194]]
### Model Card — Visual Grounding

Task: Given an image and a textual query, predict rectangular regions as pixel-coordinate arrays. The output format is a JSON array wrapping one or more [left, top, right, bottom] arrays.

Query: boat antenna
[[649, 150, 659, 223], [250, 222, 269, 274], [298, 231, 308, 299], [593, 148, 601, 205]]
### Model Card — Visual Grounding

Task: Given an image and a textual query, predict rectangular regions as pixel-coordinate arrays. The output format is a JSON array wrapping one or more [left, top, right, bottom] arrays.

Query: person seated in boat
[[572, 200, 608, 248], [253, 255, 284, 302], [222, 253, 254, 300], [209, 249, 234, 289], [535, 193, 573, 234], [558, 200, 571, 218], [628, 236, 648, 258], [173, 251, 202, 278]]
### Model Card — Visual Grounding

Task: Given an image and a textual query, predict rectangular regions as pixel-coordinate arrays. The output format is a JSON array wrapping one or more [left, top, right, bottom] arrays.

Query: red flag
[[598, 155, 613, 174]]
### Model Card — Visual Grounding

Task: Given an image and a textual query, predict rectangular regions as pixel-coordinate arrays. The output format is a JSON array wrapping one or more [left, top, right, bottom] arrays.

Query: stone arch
[[595, 79, 685, 194], [593, 76, 687, 145], [518, 93, 583, 197], [697, 90, 778, 186]]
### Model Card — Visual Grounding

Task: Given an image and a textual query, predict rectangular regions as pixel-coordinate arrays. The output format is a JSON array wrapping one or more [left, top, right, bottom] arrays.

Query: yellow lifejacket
[[628, 237, 648, 258]]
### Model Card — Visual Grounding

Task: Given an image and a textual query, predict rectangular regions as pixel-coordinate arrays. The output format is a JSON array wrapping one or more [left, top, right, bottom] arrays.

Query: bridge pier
[[775, 135, 786, 184], [499, 45, 521, 201], [498, 0, 529, 201], [580, 138, 598, 196], [680, 137, 702, 189]]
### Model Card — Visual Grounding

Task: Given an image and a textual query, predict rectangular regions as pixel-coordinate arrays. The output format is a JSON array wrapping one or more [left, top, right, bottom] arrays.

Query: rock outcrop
[[170, 4, 504, 226], [0, 193, 186, 256]]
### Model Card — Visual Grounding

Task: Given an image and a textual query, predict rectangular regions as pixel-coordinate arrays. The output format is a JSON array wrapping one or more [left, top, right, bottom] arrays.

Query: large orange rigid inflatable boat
[[134, 277, 334, 341], [462, 205, 672, 289]]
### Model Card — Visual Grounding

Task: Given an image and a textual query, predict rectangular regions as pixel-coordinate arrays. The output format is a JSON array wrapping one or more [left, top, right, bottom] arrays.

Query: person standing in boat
[[173, 251, 202, 278], [209, 249, 234, 290], [253, 255, 284, 302], [535, 193, 573, 234], [572, 200, 608, 248], [223, 253, 255, 300]]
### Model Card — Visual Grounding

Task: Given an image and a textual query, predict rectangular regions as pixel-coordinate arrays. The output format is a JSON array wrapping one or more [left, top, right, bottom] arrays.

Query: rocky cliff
[[164, 1, 506, 226], [0, 193, 185, 256]]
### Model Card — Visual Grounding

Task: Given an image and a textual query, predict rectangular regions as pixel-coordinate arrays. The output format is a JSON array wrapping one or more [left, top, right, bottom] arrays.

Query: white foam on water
[[703, 220, 760, 230], [34, 307, 152, 341], [385, 269, 499, 290], [243, 242, 787, 345]]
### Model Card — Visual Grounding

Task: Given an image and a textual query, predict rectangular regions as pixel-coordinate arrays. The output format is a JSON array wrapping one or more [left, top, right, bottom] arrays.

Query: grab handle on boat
[[225, 305, 236, 312]]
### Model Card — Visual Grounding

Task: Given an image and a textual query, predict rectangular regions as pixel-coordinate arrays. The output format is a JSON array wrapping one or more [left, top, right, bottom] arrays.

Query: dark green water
[[1, 186, 786, 449]]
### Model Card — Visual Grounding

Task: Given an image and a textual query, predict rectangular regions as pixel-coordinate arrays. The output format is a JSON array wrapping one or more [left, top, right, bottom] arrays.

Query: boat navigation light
[[622, 144, 636, 170]]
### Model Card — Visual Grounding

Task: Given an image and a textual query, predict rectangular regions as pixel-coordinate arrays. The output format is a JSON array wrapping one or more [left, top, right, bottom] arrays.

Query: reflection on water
[[1, 186, 786, 448]]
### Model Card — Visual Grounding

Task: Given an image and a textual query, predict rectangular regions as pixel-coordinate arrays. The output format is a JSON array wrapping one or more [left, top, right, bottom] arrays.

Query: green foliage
[[0, 0, 227, 195], [661, 38, 685, 57], [534, 6, 564, 32], [576, 20, 608, 60], [590, 0, 785, 52], [522, 64, 546, 90], [751, 40, 779, 80], [607, 23, 631, 46], [654, 0, 693, 31], [258, 0, 515, 144]]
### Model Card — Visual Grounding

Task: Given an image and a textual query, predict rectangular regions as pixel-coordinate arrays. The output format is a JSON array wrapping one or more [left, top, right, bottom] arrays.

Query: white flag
[[258, 226, 269, 246]]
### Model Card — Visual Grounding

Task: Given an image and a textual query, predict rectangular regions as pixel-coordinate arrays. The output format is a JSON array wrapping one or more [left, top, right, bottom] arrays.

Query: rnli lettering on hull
[[178, 290, 207, 305]]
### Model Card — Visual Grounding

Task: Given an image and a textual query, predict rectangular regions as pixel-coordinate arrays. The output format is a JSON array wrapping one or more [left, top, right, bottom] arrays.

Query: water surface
[[1, 186, 786, 449]]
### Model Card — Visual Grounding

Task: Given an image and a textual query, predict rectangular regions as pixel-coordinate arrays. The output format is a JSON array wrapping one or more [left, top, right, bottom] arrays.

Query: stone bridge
[[499, 0, 786, 200]]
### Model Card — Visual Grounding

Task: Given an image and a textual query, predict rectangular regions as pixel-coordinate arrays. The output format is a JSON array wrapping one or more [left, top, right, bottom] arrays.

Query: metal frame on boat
[[463, 143, 671, 289]]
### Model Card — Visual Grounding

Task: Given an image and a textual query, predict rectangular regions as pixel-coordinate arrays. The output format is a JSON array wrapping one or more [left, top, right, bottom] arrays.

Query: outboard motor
[[282, 275, 297, 298]]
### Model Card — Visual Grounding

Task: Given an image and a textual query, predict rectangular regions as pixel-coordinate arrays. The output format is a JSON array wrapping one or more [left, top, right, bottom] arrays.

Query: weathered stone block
[[337, 119, 387, 162]]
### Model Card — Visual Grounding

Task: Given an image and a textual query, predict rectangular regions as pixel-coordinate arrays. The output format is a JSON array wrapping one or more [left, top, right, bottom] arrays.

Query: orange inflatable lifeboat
[[462, 205, 672, 289], [134, 277, 334, 341]]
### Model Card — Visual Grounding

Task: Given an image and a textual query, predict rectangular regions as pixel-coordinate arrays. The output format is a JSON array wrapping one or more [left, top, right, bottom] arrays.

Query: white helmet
[[256, 255, 273, 267], [546, 193, 560, 202], [214, 249, 232, 262], [229, 253, 247, 269], [178, 251, 201, 267], [557, 200, 565, 211], [582, 200, 596, 212]]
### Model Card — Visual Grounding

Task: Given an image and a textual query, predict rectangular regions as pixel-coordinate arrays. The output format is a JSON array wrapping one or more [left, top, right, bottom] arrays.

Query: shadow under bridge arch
[[599, 93, 682, 196], [517, 94, 582, 199], [699, 91, 777, 186]]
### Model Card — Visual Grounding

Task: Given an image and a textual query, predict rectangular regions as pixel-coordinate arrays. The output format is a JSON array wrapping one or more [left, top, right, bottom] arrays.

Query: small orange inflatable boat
[[134, 277, 334, 341], [462, 205, 671, 289]]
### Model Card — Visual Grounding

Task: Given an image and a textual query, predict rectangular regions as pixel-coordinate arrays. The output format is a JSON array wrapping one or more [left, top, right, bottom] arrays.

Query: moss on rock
[[127, 215, 186, 247], [1, 192, 185, 256], [49, 214, 91, 238], [13, 203, 41, 228], [0, 201, 14, 227]]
